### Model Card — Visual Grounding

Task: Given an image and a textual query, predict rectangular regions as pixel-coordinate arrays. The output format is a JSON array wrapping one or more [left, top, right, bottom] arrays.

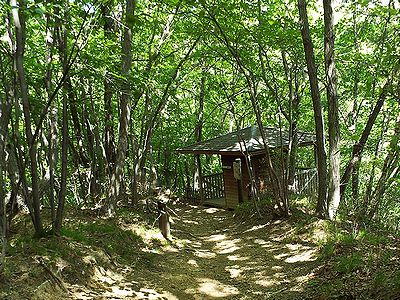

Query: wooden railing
[[185, 172, 225, 203], [202, 173, 224, 200], [293, 168, 318, 196]]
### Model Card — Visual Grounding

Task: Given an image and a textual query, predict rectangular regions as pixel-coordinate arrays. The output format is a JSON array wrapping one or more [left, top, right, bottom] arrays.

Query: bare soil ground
[[3, 203, 399, 299], [127, 205, 321, 300]]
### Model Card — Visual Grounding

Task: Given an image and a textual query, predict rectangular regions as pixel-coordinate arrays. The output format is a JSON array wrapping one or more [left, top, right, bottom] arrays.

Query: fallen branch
[[36, 257, 68, 293]]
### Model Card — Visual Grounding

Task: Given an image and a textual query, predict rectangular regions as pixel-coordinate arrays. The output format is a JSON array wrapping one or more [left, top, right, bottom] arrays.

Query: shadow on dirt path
[[123, 204, 320, 300]]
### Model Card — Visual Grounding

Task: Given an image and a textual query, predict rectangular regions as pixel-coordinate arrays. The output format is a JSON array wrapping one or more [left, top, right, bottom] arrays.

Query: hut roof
[[177, 125, 316, 155]]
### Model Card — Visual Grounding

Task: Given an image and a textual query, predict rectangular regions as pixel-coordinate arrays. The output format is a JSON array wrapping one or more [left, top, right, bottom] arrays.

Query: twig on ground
[[36, 257, 69, 293]]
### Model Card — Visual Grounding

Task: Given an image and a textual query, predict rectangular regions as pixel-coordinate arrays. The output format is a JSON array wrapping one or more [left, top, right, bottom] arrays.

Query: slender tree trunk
[[298, 0, 328, 218], [44, 10, 56, 225], [340, 72, 397, 198], [48, 106, 57, 224], [194, 73, 205, 203], [282, 52, 300, 191], [0, 91, 11, 279], [102, 3, 116, 173], [323, 0, 341, 220], [0, 155, 5, 280], [11, 0, 44, 236], [67, 79, 88, 167], [134, 37, 199, 197], [54, 1, 69, 234], [107, 0, 135, 216], [89, 87, 105, 197], [208, 11, 289, 215], [367, 112, 400, 221]]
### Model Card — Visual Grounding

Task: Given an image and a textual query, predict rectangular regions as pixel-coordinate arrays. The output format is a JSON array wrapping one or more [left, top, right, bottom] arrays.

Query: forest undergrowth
[[1, 199, 400, 300]]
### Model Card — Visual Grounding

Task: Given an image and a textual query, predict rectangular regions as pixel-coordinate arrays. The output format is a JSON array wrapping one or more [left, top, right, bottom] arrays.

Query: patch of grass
[[335, 253, 363, 273], [356, 229, 390, 245], [234, 201, 256, 216], [11, 233, 68, 258], [337, 232, 357, 247], [392, 270, 400, 289], [319, 240, 336, 259], [292, 214, 319, 234], [60, 227, 88, 243], [317, 228, 360, 261], [382, 249, 396, 264], [317, 278, 345, 298], [373, 271, 388, 289], [76, 220, 144, 263], [290, 194, 316, 211], [307, 278, 320, 287]]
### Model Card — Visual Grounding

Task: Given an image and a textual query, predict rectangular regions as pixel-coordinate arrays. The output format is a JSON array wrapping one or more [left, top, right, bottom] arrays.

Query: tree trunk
[[323, 0, 341, 220], [54, 1, 69, 234], [67, 79, 89, 167], [282, 52, 300, 191], [11, 0, 44, 236], [340, 72, 397, 198], [44, 10, 57, 225], [133, 36, 199, 197], [367, 112, 400, 221], [298, 0, 328, 218], [106, 0, 135, 216], [207, 10, 289, 216], [0, 88, 11, 278], [102, 3, 116, 173], [0, 151, 5, 280], [194, 73, 205, 203]]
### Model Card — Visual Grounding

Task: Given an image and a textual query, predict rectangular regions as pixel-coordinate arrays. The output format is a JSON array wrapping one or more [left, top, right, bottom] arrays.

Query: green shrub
[[335, 253, 363, 273], [319, 240, 336, 259], [357, 230, 389, 245], [337, 233, 357, 247]]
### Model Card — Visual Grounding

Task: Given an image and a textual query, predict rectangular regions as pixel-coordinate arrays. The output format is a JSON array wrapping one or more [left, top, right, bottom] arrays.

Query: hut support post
[[195, 154, 204, 204]]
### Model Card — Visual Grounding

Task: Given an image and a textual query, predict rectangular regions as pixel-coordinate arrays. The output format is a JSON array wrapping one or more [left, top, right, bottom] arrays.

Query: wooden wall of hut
[[221, 156, 250, 209]]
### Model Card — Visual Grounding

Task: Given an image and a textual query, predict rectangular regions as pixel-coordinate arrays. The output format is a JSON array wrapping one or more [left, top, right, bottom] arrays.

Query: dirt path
[[58, 204, 320, 300], [120, 205, 320, 300]]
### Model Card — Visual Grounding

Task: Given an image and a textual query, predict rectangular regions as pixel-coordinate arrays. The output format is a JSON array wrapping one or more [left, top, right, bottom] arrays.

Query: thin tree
[[207, 11, 290, 216], [102, 2, 116, 173], [340, 70, 398, 198], [0, 90, 11, 279], [194, 71, 205, 203], [323, 0, 341, 219], [298, 0, 328, 218], [11, 0, 44, 236], [54, 1, 69, 234], [106, 0, 135, 216]]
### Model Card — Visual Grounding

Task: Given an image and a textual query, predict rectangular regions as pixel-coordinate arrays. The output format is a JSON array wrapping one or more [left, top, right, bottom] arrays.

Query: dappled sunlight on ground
[[125, 204, 321, 299], [242, 223, 269, 233], [213, 238, 242, 254], [227, 254, 249, 261], [15, 204, 321, 299], [182, 219, 199, 225], [194, 249, 217, 259], [185, 278, 240, 298], [225, 265, 243, 278], [284, 249, 317, 263], [204, 207, 220, 214], [205, 234, 227, 242], [7, 203, 400, 299]]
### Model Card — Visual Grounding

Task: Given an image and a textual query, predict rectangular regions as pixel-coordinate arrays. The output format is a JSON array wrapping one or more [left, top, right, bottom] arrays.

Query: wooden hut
[[177, 125, 317, 209]]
